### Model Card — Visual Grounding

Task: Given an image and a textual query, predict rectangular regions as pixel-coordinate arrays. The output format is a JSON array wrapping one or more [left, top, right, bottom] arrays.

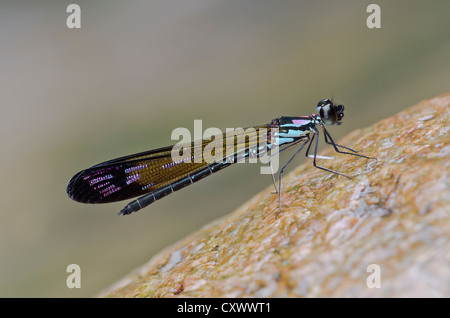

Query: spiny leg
[[322, 126, 376, 160], [276, 137, 310, 218], [304, 133, 335, 160], [305, 133, 315, 157], [312, 129, 352, 179], [268, 138, 308, 194], [323, 128, 358, 153], [268, 159, 278, 194]]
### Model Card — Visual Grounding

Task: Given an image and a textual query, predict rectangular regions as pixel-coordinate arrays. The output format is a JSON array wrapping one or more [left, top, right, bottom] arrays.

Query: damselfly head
[[317, 98, 344, 126]]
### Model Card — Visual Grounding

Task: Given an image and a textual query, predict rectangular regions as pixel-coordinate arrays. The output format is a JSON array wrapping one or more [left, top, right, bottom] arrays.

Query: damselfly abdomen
[[67, 99, 374, 216]]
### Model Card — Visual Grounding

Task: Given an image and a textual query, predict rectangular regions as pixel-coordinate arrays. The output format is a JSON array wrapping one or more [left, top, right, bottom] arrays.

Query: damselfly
[[67, 99, 374, 216]]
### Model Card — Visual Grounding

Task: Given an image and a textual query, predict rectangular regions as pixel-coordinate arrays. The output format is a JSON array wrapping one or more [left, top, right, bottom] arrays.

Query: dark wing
[[67, 125, 270, 204]]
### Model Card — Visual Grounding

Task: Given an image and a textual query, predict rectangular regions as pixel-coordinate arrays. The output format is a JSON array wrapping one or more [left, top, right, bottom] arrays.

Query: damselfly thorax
[[67, 99, 375, 216]]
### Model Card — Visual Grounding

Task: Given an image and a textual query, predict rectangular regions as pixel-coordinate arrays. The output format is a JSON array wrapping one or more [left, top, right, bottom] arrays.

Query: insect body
[[67, 99, 374, 216]]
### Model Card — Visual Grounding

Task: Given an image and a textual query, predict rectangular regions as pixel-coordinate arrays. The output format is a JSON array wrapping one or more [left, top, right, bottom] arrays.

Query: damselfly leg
[[268, 138, 309, 194], [274, 126, 376, 217], [322, 126, 375, 160], [275, 137, 311, 218], [310, 129, 352, 179]]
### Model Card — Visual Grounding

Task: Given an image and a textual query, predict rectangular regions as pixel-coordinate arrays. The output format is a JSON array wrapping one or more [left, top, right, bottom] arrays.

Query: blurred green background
[[0, 0, 449, 297]]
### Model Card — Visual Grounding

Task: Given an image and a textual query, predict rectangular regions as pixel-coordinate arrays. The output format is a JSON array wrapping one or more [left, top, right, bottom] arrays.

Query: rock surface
[[101, 94, 450, 297]]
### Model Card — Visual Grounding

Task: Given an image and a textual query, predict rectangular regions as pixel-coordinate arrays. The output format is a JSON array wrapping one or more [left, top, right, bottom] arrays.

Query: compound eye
[[319, 104, 337, 125], [317, 98, 331, 109]]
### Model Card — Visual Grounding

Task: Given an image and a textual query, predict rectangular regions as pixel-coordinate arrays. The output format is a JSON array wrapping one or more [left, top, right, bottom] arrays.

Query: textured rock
[[100, 94, 450, 297]]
